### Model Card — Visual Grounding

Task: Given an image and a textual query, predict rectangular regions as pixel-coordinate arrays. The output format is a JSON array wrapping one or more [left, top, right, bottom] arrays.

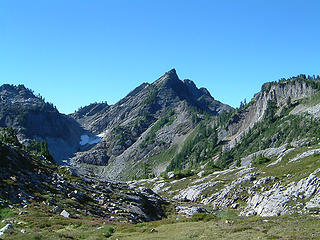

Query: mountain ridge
[[2, 71, 320, 239], [69, 69, 232, 178], [1, 71, 320, 180]]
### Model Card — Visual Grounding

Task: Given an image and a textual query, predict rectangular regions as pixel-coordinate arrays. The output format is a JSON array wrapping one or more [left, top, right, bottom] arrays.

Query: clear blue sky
[[1, 0, 320, 113]]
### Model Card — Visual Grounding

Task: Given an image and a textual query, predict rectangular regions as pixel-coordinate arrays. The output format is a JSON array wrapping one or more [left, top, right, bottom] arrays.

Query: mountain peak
[[165, 68, 178, 77], [154, 69, 180, 86], [0, 84, 38, 103]]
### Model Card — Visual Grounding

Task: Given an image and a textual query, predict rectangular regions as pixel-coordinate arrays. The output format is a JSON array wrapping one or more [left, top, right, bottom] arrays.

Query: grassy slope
[[2, 205, 320, 240], [110, 214, 320, 240], [0, 205, 114, 240]]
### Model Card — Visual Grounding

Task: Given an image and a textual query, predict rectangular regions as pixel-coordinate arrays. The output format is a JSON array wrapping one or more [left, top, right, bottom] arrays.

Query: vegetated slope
[[164, 74, 320, 173], [0, 84, 85, 162], [216, 75, 320, 167], [2, 73, 320, 239], [70, 69, 232, 179], [221, 75, 320, 148], [128, 75, 320, 219]]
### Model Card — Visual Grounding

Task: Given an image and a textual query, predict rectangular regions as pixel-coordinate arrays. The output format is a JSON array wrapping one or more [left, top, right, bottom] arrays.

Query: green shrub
[[0, 127, 20, 147], [190, 213, 216, 222], [173, 169, 194, 179], [252, 155, 271, 165], [0, 208, 15, 220]]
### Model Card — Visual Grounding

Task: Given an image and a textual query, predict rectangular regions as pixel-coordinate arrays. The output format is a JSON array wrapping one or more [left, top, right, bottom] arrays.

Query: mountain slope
[[0, 84, 85, 162], [143, 75, 320, 174], [70, 69, 232, 179], [0, 137, 167, 224], [220, 75, 319, 149], [214, 75, 320, 167], [2, 72, 320, 239]]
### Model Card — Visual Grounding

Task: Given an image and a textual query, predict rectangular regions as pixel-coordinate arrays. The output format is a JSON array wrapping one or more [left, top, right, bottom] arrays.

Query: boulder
[[168, 172, 175, 179], [176, 205, 207, 217], [60, 210, 72, 218], [173, 182, 217, 202], [0, 224, 14, 236]]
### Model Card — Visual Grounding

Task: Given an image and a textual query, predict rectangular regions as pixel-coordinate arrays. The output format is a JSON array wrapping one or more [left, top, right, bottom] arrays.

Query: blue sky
[[1, 0, 320, 113]]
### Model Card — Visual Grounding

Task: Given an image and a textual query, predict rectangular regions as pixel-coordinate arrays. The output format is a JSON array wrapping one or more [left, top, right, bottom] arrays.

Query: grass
[[2, 202, 320, 240], [259, 144, 320, 185], [0, 208, 15, 228], [0, 205, 115, 240], [109, 214, 320, 240]]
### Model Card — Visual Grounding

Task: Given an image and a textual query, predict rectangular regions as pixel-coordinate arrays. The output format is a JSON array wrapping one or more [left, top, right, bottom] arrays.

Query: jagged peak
[[0, 83, 38, 101], [199, 87, 212, 98], [0, 83, 29, 93], [165, 68, 178, 77], [153, 68, 180, 87]]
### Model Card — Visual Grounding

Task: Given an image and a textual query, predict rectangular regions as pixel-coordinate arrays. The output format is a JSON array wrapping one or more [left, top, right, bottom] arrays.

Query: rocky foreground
[[0, 142, 167, 227], [130, 143, 320, 218]]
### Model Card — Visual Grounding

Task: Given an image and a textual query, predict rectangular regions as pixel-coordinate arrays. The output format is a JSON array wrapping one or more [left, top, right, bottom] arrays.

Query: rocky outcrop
[[0, 224, 13, 236], [238, 144, 292, 167], [202, 173, 258, 207], [220, 79, 317, 148], [241, 174, 320, 217], [176, 205, 208, 218], [173, 182, 218, 202], [289, 148, 320, 163], [0, 142, 167, 223], [0, 84, 85, 163]]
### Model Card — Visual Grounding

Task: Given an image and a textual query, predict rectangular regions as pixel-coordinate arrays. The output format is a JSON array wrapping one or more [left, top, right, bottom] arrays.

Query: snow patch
[[80, 135, 101, 146], [97, 132, 106, 138]]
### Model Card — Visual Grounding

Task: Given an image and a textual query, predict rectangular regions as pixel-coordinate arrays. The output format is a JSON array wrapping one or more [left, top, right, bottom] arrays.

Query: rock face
[[241, 174, 320, 217], [70, 69, 232, 179], [220, 79, 317, 148], [0, 84, 85, 163], [173, 182, 218, 202]]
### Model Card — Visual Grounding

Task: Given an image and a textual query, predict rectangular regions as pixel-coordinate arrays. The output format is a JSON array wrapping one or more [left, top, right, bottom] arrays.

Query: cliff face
[[220, 79, 318, 148], [0, 84, 84, 162], [70, 69, 232, 178]]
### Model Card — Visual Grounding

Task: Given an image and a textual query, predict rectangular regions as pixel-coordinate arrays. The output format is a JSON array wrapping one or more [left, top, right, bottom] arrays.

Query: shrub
[[173, 169, 194, 179], [252, 155, 271, 165], [189, 213, 216, 222]]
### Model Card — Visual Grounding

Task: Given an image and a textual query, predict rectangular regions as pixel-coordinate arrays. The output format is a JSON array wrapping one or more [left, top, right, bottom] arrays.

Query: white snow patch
[[97, 132, 106, 138], [80, 135, 101, 146]]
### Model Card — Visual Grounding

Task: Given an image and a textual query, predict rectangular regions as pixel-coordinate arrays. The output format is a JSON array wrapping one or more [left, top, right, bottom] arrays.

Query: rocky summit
[[70, 69, 232, 179], [1, 71, 320, 239], [0, 84, 84, 162]]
